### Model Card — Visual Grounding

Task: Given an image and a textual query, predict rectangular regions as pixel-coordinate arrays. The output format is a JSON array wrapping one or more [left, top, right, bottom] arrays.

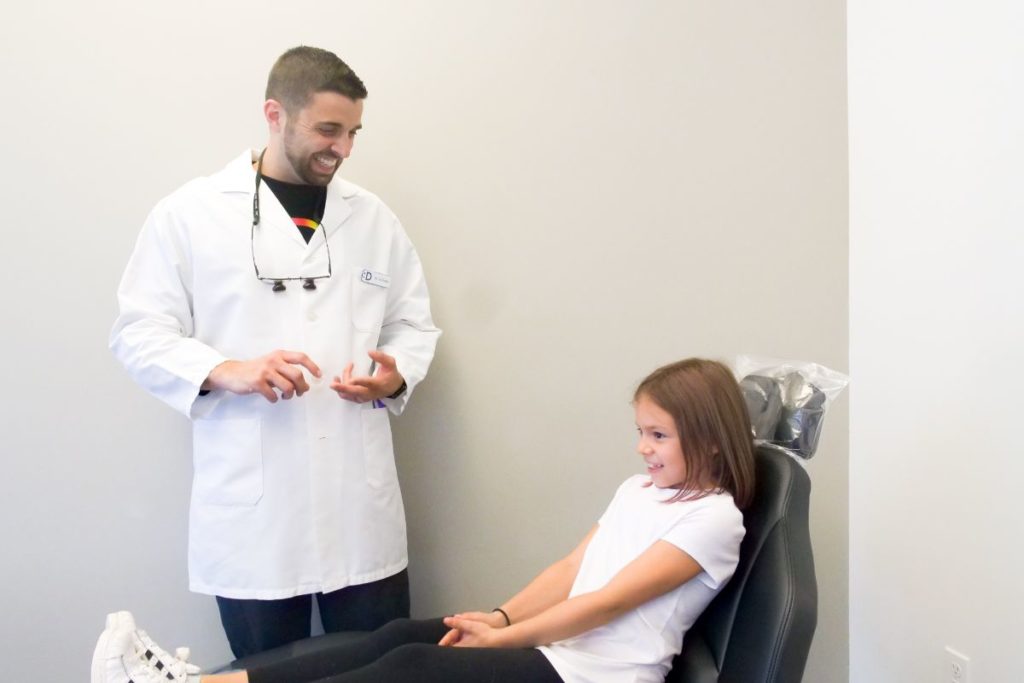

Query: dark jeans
[[217, 570, 411, 659], [246, 618, 563, 683]]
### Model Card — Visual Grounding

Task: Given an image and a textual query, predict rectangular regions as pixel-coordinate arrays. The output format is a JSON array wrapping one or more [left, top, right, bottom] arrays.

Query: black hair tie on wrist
[[492, 607, 511, 626]]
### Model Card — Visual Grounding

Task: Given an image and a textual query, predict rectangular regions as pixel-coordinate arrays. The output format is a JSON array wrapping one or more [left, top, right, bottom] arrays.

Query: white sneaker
[[92, 612, 137, 683], [136, 629, 201, 680], [91, 611, 199, 683]]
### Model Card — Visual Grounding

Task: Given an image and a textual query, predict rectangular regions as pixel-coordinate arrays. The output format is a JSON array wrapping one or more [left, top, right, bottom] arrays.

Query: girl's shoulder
[[618, 474, 650, 490], [614, 476, 738, 508], [602, 478, 743, 544]]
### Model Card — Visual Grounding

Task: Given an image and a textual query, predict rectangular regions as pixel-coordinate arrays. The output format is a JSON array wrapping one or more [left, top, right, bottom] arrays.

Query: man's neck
[[256, 146, 304, 185]]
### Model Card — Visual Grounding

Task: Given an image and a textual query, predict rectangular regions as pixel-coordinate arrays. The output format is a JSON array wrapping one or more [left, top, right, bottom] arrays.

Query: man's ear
[[264, 99, 287, 133]]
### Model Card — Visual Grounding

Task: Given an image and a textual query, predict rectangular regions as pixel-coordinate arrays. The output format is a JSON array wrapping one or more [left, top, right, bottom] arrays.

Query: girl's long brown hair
[[635, 358, 756, 509]]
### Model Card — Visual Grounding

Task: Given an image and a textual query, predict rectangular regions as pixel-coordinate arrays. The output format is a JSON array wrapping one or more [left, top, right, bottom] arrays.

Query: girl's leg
[[93, 614, 559, 683], [201, 645, 561, 683], [309, 644, 563, 683], [242, 618, 448, 683]]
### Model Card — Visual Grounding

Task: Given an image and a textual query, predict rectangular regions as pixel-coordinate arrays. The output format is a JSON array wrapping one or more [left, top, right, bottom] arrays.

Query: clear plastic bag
[[734, 355, 849, 459]]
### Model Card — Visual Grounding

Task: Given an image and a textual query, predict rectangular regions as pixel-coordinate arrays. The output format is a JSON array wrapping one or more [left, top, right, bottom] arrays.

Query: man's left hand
[[331, 350, 404, 403]]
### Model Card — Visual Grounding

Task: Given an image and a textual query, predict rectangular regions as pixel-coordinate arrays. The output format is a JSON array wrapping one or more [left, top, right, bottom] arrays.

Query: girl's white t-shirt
[[538, 475, 745, 683]]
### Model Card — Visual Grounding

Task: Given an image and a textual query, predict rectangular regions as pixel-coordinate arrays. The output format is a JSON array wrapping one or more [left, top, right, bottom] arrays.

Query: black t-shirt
[[262, 175, 327, 243]]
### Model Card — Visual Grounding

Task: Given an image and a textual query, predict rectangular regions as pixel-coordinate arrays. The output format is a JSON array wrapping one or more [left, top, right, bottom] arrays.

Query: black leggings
[[217, 570, 411, 658], [246, 618, 563, 683]]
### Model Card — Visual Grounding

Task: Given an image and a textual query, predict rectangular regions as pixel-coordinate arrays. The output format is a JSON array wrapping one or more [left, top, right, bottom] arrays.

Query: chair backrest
[[668, 445, 818, 683]]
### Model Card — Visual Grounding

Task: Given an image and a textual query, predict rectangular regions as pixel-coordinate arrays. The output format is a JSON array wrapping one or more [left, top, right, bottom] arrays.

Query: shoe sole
[[91, 611, 136, 683]]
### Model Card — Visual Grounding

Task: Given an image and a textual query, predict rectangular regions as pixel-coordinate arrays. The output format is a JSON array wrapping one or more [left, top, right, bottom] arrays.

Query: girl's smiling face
[[634, 395, 688, 489]]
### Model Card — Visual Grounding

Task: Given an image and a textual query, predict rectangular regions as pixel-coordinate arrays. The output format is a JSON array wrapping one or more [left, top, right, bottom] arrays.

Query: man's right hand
[[202, 351, 322, 403]]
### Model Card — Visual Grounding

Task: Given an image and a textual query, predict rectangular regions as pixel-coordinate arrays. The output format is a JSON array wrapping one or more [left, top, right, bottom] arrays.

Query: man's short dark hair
[[266, 46, 368, 113]]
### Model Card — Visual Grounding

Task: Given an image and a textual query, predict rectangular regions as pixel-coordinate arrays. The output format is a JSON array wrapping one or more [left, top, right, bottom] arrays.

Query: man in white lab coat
[[110, 46, 441, 658]]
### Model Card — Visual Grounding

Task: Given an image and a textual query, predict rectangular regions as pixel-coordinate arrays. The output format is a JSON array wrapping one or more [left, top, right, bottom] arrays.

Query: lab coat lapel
[[215, 151, 353, 263], [304, 177, 354, 262], [213, 149, 307, 250]]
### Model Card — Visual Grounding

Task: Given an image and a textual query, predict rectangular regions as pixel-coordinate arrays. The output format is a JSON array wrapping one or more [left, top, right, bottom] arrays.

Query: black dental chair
[[668, 445, 818, 683]]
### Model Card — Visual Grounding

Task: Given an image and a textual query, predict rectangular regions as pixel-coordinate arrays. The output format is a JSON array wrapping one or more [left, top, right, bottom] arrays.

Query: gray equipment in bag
[[774, 372, 828, 459], [740, 375, 784, 441]]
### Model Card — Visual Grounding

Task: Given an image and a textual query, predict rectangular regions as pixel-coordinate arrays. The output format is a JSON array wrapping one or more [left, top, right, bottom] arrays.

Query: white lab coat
[[110, 150, 440, 599]]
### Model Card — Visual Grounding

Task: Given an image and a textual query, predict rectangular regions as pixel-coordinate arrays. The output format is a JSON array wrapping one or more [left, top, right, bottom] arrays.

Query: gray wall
[[0, 2, 848, 681]]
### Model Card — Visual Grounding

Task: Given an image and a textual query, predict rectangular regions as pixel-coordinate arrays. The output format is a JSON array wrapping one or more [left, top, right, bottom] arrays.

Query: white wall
[[849, 2, 1024, 681], [0, 2, 848, 681]]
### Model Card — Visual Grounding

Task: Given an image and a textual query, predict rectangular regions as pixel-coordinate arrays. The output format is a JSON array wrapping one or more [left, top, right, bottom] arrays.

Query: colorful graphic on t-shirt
[[293, 218, 320, 230], [293, 217, 320, 243]]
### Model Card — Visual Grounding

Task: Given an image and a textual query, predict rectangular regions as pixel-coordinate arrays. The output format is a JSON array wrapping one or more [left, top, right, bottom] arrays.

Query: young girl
[[93, 358, 756, 683]]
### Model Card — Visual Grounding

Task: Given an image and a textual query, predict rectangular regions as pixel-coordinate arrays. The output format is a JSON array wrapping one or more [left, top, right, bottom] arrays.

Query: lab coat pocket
[[192, 418, 264, 506], [351, 268, 389, 332], [360, 407, 397, 489]]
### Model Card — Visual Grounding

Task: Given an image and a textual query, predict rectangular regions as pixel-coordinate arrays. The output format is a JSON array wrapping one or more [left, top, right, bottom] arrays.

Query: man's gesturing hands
[[331, 350, 405, 403], [204, 351, 321, 402], [203, 349, 404, 404]]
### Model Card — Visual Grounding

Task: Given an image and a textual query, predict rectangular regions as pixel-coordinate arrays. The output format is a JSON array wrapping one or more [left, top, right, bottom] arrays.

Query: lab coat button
[[307, 311, 318, 322]]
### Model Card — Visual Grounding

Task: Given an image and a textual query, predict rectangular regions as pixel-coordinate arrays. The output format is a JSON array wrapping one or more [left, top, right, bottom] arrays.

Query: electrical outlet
[[943, 646, 970, 683]]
